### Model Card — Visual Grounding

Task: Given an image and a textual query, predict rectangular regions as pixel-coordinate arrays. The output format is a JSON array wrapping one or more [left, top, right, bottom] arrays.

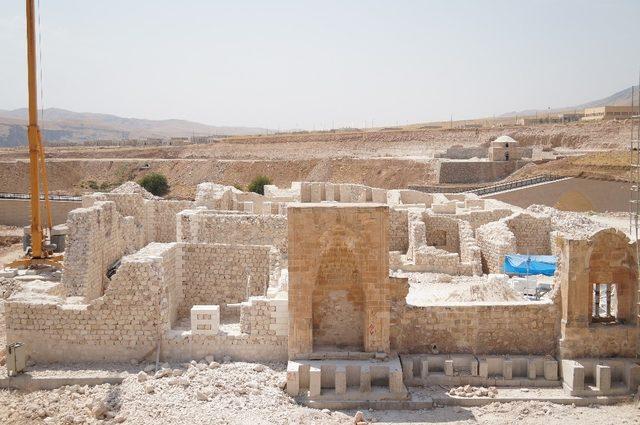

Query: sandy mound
[[110, 181, 158, 199], [444, 278, 523, 302], [527, 204, 604, 238]]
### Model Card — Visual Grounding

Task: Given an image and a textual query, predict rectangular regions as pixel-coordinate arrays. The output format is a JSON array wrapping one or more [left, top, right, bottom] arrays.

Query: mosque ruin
[[2, 180, 639, 407]]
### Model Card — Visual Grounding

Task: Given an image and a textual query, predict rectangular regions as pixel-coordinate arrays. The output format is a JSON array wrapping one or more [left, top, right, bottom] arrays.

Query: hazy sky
[[2, 0, 639, 129]]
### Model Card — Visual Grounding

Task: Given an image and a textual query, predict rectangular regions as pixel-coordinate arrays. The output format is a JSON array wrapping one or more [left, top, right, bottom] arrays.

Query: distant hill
[[501, 85, 640, 118], [0, 108, 270, 147]]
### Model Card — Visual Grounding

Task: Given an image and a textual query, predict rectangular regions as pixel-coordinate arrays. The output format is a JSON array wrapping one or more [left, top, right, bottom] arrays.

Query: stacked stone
[[505, 212, 552, 255], [388, 208, 409, 252], [63, 201, 137, 300], [454, 208, 513, 231], [423, 213, 460, 253], [239, 296, 288, 337], [397, 301, 557, 355], [148, 200, 194, 243], [179, 243, 276, 317], [7, 243, 180, 362], [476, 221, 517, 274], [458, 221, 482, 276], [397, 189, 433, 206], [414, 245, 461, 275], [176, 210, 288, 255]]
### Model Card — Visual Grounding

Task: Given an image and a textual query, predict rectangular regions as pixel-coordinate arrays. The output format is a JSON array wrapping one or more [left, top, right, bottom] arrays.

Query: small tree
[[247, 175, 271, 195], [139, 173, 169, 196]]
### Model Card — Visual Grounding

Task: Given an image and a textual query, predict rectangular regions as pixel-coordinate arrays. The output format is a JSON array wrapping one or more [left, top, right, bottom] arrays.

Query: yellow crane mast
[[10, 0, 62, 269]]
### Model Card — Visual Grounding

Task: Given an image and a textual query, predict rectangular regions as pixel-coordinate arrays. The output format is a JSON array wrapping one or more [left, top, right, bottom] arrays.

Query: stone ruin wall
[[505, 212, 552, 255], [476, 212, 553, 274], [389, 208, 409, 252], [436, 160, 524, 184], [63, 201, 138, 300], [7, 241, 289, 363], [83, 192, 193, 244], [557, 230, 640, 359], [179, 243, 279, 317], [177, 209, 288, 256], [476, 221, 516, 274], [434, 145, 488, 159], [423, 214, 460, 253], [7, 243, 180, 362], [388, 277, 559, 355]]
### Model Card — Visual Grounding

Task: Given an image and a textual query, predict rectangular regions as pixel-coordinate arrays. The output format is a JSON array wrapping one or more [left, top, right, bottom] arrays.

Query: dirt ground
[[0, 120, 634, 198], [0, 358, 637, 425]]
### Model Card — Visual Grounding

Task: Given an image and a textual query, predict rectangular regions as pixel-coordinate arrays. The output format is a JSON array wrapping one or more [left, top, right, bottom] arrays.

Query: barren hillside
[[0, 119, 634, 198]]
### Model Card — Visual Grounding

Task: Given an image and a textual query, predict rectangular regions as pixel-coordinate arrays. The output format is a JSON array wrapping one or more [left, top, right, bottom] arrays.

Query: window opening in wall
[[591, 283, 618, 323], [505, 152, 510, 161]]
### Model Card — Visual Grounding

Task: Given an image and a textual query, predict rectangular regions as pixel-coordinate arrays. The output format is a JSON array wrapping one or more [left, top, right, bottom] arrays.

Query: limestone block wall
[[179, 243, 278, 317], [83, 193, 148, 234], [389, 208, 409, 252], [436, 160, 524, 184], [434, 145, 488, 159], [476, 221, 517, 274], [84, 192, 194, 244], [177, 209, 288, 255], [458, 220, 482, 275], [7, 243, 180, 362], [407, 212, 426, 260], [338, 184, 372, 202], [505, 212, 552, 255], [240, 296, 288, 337], [63, 201, 138, 300], [194, 182, 239, 210], [414, 246, 461, 275], [557, 229, 639, 358], [423, 213, 460, 253], [398, 190, 433, 206], [148, 200, 194, 243], [394, 301, 558, 355], [453, 208, 513, 231]]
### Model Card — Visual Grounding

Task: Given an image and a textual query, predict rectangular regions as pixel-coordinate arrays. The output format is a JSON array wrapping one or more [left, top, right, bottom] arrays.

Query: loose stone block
[[309, 366, 321, 397], [335, 366, 347, 394], [527, 358, 537, 380], [360, 366, 371, 393], [286, 362, 300, 396], [544, 359, 558, 381], [389, 370, 404, 394], [479, 360, 489, 378], [596, 364, 611, 392], [470, 358, 479, 376], [444, 359, 454, 376], [503, 359, 513, 380], [190, 305, 220, 335], [401, 357, 414, 380], [421, 359, 429, 380]]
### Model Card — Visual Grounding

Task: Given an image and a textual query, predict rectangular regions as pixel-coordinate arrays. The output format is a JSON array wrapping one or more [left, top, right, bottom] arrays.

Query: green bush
[[139, 173, 169, 196], [86, 180, 99, 190], [233, 182, 244, 191], [247, 175, 271, 195]]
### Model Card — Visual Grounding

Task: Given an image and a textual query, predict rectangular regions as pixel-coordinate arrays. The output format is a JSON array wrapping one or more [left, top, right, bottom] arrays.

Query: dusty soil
[[508, 150, 633, 183], [0, 120, 634, 198], [0, 359, 637, 424]]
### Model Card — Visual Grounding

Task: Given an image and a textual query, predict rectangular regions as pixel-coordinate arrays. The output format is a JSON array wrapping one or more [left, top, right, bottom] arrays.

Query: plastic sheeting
[[503, 254, 556, 276]]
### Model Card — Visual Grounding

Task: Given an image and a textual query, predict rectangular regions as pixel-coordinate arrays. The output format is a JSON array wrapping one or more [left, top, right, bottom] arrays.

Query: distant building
[[582, 106, 637, 121], [557, 112, 584, 123], [488, 136, 525, 161]]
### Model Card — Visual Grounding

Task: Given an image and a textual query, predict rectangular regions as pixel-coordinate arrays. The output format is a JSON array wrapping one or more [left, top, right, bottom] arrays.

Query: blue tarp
[[503, 254, 556, 276]]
